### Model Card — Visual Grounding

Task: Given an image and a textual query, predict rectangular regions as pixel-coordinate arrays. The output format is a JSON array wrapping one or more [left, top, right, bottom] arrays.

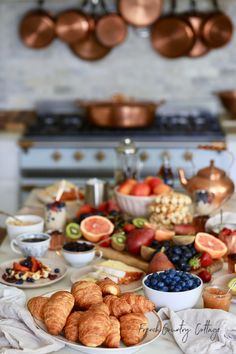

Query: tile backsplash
[[1, 0, 236, 111]]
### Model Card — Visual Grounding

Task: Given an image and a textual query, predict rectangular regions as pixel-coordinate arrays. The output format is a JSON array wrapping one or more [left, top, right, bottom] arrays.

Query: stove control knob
[[95, 151, 106, 162], [51, 151, 62, 161], [139, 151, 149, 162], [183, 151, 193, 161], [74, 151, 84, 161]]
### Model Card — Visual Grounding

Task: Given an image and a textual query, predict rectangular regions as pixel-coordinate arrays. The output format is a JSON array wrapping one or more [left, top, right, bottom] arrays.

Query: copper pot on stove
[[77, 95, 165, 128]]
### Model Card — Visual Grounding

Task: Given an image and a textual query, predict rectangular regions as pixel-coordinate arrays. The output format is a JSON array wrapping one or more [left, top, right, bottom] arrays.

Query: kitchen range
[[19, 104, 228, 202]]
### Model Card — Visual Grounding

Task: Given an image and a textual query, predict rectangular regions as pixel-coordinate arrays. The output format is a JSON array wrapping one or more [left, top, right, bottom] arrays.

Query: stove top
[[23, 110, 225, 142]]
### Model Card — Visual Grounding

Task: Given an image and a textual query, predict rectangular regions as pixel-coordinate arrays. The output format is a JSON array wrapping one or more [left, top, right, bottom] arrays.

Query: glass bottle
[[115, 138, 139, 184], [159, 154, 174, 187]]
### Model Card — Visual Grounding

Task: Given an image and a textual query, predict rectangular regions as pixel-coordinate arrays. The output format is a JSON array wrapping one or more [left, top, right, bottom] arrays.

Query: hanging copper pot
[[19, 1, 55, 49], [151, 0, 196, 59], [119, 0, 163, 27], [201, 0, 233, 49], [70, 16, 111, 61], [95, 0, 127, 48], [185, 0, 209, 58], [55, 9, 90, 44]]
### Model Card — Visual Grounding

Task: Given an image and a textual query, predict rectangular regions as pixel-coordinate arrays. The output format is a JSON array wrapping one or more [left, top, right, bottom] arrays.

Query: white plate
[[34, 288, 163, 354], [0, 258, 67, 289], [70, 265, 145, 293], [212, 273, 236, 304], [205, 212, 236, 233]]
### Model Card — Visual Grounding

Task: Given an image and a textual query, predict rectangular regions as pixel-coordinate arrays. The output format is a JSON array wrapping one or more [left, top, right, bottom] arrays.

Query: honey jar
[[203, 286, 232, 312]]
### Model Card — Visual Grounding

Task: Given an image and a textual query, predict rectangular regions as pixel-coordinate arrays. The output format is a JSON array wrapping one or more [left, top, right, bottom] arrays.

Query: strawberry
[[99, 235, 111, 247], [13, 262, 29, 272], [189, 256, 201, 270], [198, 270, 212, 283], [76, 204, 95, 218], [31, 257, 41, 272], [200, 252, 213, 267], [123, 224, 136, 233]]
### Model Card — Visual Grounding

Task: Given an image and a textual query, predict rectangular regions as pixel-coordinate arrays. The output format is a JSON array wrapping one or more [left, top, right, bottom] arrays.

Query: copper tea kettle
[[179, 160, 234, 208]]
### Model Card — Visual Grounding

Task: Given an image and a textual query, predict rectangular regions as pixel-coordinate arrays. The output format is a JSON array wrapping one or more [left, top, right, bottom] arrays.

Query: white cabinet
[[0, 134, 20, 213]]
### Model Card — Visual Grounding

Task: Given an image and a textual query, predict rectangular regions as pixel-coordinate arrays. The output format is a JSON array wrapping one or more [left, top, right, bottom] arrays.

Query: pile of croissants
[[27, 278, 155, 348]]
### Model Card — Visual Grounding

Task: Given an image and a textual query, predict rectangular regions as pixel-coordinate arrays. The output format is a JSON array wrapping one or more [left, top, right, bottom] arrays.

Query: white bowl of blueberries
[[142, 269, 203, 312]]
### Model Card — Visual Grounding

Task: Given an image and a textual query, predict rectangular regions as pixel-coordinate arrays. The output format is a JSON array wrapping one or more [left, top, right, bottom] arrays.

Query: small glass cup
[[203, 286, 232, 312], [45, 201, 66, 231]]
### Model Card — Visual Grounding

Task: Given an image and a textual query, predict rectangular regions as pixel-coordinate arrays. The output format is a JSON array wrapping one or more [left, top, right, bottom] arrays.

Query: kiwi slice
[[111, 232, 126, 251], [66, 223, 82, 240], [132, 217, 148, 228]]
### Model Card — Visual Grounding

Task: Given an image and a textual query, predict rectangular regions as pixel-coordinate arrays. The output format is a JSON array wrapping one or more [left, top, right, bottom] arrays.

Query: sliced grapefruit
[[80, 215, 114, 243], [195, 232, 227, 259]]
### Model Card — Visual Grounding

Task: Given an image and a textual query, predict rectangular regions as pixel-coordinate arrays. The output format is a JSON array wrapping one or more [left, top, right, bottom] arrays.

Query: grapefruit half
[[80, 215, 114, 243], [195, 232, 227, 259]]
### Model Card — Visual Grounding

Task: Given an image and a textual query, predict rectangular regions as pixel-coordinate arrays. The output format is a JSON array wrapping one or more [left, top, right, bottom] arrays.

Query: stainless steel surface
[[85, 178, 109, 207]]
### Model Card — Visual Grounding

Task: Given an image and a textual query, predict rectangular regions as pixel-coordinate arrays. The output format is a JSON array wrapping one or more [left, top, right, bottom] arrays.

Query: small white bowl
[[6, 215, 44, 241], [142, 271, 203, 312], [62, 241, 103, 268], [115, 188, 156, 217]]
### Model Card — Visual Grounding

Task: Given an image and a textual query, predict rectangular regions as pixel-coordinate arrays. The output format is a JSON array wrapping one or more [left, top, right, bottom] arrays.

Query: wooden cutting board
[[97, 246, 224, 275], [97, 246, 149, 272]]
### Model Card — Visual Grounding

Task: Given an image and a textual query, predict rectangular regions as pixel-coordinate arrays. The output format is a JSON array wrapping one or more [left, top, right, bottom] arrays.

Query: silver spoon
[[0, 211, 24, 224]]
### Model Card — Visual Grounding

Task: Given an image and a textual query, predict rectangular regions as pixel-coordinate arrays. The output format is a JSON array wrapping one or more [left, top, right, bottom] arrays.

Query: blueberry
[[151, 240, 160, 248], [109, 210, 119, 217], [16, 279, 24, 284], [187, 279, 194, 288], [151, 278, 158, 287], [165, 277, 172, 285], [5, 268, 11, 274], [174, 276, 180, 282], [169, 285, 176, 292], [54, 268, 60, 273], [163, 241, 171, 249], [162, 286, 169, 292], [173, 247, 182, 255], [175, 285, 182, 292]]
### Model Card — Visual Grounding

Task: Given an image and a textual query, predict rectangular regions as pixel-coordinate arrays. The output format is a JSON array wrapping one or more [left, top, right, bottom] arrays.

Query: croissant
[[103, 295, 131, 318], [103, 316, 120, 348], [96, 278, 121, 296], [27, 296, 49, 321], [71, 281, 103, 310], [43, 291, 75, 335], [88, 302, 110, 315], [64, 311, 83, 342], [78, 310, 111, 347], [120, 293, 155, 313], [120, 313, 148, 346]]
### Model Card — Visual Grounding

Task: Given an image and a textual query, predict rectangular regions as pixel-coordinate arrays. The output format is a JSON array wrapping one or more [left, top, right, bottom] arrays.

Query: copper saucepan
[[119, 0, 163, 27], [214, 90, 236, 119], [77, 96, 165, 128], [201, 0, 233, 49], [185, 0, 209, 58], [19, 0, 55, 49], [151, 0, 196, 59], [95, 0, 128, 48], [55, 3, 90, 44]]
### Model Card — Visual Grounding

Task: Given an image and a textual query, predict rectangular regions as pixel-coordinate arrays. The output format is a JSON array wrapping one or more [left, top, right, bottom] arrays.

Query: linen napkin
[[0, 284, 64, 354], [158, 307, 236, 354]]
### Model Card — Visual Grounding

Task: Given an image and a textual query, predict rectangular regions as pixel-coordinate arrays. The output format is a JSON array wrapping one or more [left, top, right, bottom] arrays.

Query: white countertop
[[1, 189, 236, 353], [1, 233, 236, 354]]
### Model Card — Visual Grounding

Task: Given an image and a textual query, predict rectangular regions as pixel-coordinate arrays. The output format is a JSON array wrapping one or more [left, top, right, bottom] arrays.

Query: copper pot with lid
[[151, 0, 196, 59], [77, 95, 165, 128], [19, 0, 55, 49], [119, 0, 163, 27], [179, 160, 235, 210]]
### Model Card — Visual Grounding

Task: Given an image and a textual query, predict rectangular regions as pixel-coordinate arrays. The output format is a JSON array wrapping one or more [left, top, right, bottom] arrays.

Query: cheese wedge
[[93, 260, 144, 284]]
